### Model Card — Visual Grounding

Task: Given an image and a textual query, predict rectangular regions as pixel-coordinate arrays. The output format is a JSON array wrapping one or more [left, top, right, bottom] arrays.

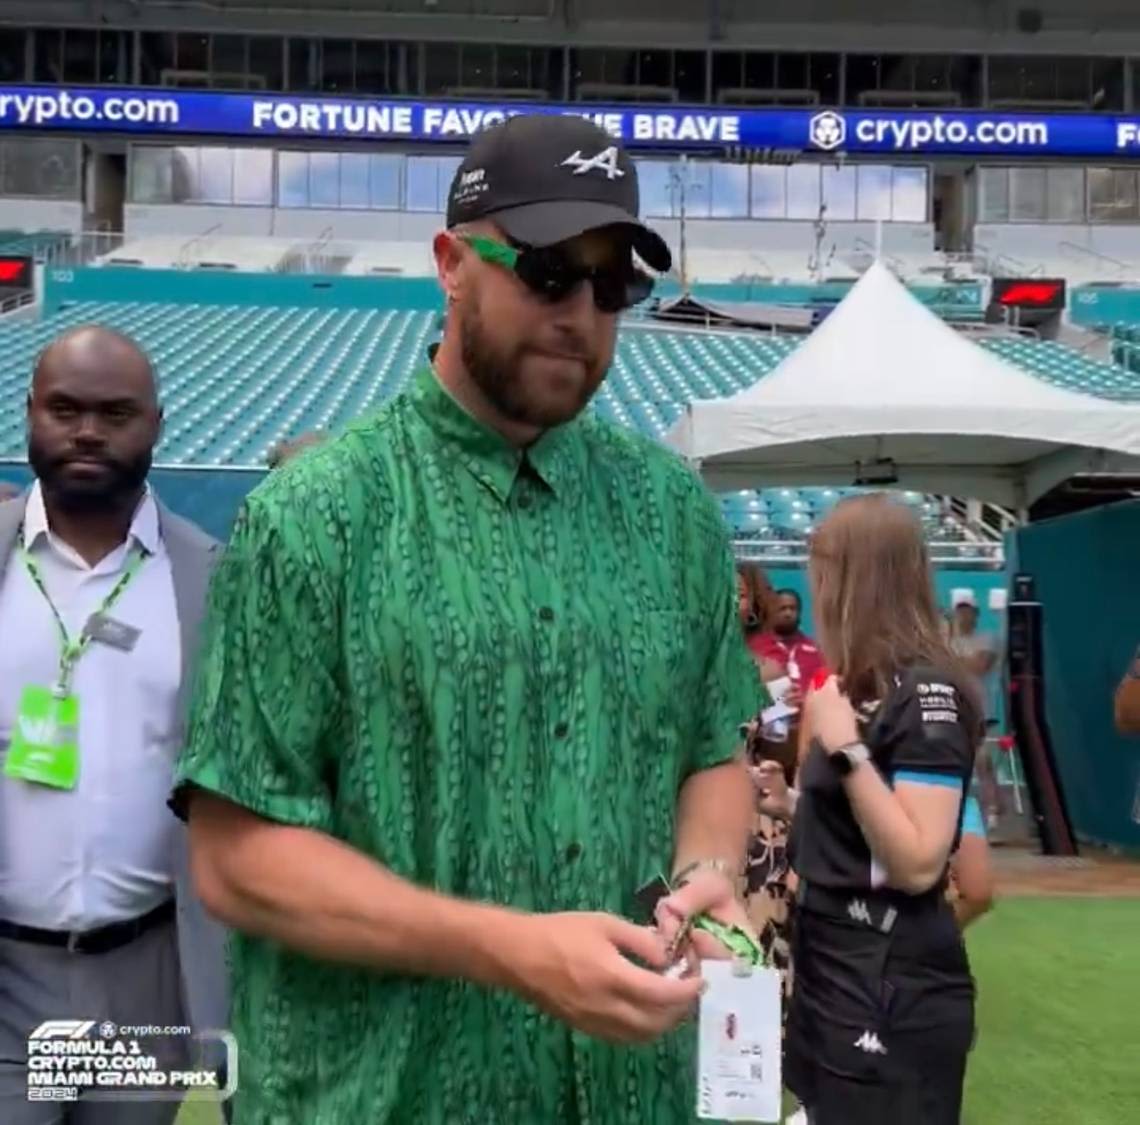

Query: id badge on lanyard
[[696, 959, 783, 1121], [3, 542, 146, 791], [5, 684, 80, 789]]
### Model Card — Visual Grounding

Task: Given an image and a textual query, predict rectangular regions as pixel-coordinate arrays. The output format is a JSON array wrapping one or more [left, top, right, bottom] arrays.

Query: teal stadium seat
[[0, 303, 1135, 541]]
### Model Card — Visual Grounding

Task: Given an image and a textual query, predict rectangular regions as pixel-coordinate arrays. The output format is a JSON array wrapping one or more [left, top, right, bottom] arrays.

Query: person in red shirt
[[754, 588, 824, 692]]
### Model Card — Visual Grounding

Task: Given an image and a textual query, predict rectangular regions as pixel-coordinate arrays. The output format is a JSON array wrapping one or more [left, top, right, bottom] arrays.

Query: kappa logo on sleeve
[[915, 681, 959, 724]]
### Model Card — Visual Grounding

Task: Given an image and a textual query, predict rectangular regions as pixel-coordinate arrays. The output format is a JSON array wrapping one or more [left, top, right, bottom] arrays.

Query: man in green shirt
[[174, 114, 762, 1124]]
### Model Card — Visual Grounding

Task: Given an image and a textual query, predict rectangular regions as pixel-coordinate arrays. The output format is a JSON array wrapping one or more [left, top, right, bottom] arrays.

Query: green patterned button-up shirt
[[175, 366, 761, 1125]]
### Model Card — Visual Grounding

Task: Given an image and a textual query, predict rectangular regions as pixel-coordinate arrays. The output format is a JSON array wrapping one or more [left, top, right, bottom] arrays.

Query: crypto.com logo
[[809, 110, 846, 151]]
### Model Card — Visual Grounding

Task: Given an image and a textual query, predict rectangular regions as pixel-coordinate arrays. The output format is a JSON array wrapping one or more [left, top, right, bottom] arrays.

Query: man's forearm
[[188, 794, 524, 989], [670, 758, 752, 881]]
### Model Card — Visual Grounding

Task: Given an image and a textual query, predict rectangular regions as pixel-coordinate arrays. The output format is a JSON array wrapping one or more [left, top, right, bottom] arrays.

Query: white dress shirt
[[0, 482, 182, 930]]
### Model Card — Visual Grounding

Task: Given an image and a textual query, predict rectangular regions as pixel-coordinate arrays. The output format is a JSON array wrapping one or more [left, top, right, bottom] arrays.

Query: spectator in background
[[948, 591, 998, 685], [0, 326, 229, 1123], [1114, 644, 1140, 735], [754, 590, 824, 749], [754, 588, 824, 692], [949, 590, 1003, 829], [738, 562, 783, 681], [741, 748, 797, 1001], [738, 564, 793, 976], [0, 481, 18, 502]]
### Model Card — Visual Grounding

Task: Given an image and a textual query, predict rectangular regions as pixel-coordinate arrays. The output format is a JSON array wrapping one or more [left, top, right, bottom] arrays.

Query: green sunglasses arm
[[458, 234, 521, 269]]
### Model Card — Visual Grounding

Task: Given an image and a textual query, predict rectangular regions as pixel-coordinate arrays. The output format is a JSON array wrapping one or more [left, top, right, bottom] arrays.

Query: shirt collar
[[771, 631, 808, 648], [23, 480, 161, 556], [409, 366, 586, 502]]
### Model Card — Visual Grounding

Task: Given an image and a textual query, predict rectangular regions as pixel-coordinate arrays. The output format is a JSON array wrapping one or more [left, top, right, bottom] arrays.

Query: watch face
[[828, 747, 853, 776]]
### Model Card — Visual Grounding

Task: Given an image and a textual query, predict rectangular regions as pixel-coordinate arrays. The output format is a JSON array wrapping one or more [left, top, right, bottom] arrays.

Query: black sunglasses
[[460, 234, 654, 314]]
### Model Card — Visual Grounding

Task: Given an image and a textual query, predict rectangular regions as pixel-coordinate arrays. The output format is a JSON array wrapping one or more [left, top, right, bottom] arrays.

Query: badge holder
[[635, 871, 784, 1121], [693, 917, 783, 1122], [3, 666, 81, 791]]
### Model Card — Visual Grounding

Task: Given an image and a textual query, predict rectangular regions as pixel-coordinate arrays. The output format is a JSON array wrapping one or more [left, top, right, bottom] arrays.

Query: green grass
[[177, 1098, 220, 1125], [177, 897, 1140, 1124], [962, 897, 1140, 1125]]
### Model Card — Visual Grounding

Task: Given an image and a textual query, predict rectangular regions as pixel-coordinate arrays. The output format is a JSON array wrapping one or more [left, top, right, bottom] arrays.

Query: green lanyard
[[693, 915, 767, 967], [20, 542, 148, 696]]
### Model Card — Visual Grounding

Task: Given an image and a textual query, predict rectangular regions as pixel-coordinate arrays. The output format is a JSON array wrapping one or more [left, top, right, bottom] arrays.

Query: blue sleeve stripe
[[892, 770, 962, 790], [961, 797, 986, 838]]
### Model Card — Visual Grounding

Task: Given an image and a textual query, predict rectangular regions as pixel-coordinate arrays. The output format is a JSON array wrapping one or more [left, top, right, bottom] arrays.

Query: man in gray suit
[[0, 327, 229, 1123]]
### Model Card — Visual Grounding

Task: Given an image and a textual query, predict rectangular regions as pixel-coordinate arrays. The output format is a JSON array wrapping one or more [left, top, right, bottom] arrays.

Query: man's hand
[[505, 912, 703, 1043], [654, 869, 757, 963]]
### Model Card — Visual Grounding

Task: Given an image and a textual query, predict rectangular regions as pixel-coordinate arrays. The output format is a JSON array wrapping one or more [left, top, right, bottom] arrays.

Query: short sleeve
[[960, 796, 986, 839], [881, 669, 976, 782], [171, 487, 341, 832], [684, 484, 764, 775]]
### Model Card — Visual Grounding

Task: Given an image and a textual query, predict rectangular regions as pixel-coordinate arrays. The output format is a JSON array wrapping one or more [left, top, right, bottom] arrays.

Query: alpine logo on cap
[[560, 146, 625, 180], [452, 167, 488, 208]]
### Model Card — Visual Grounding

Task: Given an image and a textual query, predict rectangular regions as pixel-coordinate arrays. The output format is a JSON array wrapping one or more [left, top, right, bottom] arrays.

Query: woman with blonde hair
[[781, 494, 983, 1125]]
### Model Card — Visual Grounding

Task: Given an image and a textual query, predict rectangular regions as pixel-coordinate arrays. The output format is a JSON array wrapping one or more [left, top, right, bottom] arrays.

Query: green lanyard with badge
[[4, 542, 147, 791]]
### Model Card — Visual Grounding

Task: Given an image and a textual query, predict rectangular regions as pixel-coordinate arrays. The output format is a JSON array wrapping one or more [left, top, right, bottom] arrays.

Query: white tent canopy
[[665, 261, 1140, 508]]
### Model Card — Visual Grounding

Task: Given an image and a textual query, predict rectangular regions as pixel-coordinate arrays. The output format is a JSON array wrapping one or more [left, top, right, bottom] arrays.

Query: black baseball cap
[[445, 114, 672, 274]]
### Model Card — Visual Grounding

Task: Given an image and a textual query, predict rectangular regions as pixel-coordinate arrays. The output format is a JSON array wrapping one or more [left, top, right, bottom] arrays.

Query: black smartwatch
[[827, 741, 872, 777]]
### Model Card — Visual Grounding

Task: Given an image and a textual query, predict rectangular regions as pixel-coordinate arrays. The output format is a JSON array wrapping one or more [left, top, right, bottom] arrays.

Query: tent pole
[[1014, 480, 1030, 526]]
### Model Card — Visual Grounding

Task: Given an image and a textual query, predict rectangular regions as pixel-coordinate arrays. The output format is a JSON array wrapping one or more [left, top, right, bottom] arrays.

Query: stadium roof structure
[[665, 260, 1140, 510], [650, 294, 815, 333]]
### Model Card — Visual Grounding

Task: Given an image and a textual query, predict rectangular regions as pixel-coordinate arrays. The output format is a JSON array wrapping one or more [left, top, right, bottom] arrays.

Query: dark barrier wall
[[4, 461, 1006, 684], [0, 464, 264, 542], [1011, 499, 1140, 850]]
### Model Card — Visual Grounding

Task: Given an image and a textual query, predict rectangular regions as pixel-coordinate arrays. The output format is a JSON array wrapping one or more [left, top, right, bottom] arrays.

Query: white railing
[[851, 237, 904, 274], [945, 496, 1018, 542], [973, 243, 1044, 278], [1058, 240, 1136, 279], [733, 536, 1005, 566], [43, 230, 125, 268], [176, 224, 222, 270], [306, 226, 334, 274]]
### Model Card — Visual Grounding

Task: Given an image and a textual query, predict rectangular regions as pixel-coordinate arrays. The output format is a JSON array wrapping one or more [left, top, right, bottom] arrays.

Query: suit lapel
[[0, 496, 26, 586], [157, 502, 219, 728]]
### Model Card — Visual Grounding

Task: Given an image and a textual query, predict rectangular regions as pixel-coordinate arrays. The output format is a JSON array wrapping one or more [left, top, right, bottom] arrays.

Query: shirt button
[[538, 606, 555, 623], [565, 842, 583, 862], [554, 721, 569, 739], [517, 493, 532, 510]]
